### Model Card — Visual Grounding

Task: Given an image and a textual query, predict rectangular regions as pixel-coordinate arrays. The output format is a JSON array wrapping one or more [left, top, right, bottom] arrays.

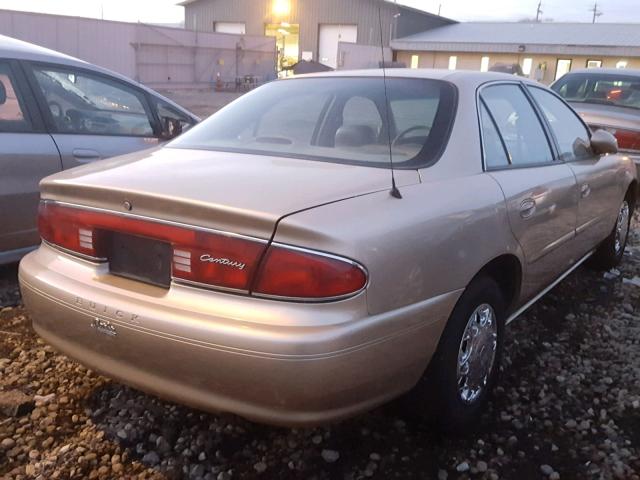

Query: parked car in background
[[552, 68, 640, 176], [0, 35, 199, 265], [20, 70, 636, 430], [489, 63, 524, 76]]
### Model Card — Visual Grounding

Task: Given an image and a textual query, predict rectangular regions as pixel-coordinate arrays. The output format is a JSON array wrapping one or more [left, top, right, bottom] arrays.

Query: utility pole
[[438, 4, 442, 16], [535, 1, 543, 22], [590, 1, 603, 23]]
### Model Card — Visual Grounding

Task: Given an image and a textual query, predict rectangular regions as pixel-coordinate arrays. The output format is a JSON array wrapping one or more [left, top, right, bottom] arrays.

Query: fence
[[0, 9, 277, 89]]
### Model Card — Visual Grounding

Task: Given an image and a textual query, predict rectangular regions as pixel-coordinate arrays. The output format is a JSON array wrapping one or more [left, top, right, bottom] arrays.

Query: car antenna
[[378, 1, 402, 199]]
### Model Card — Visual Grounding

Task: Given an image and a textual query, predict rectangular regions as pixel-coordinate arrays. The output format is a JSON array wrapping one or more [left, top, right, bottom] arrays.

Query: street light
[[272, 0, 291, 16]]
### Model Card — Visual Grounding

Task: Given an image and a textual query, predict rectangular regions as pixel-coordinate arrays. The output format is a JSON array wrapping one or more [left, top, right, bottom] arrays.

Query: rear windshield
[[552, 73, 640, 111], [169, 77, 457, 168]]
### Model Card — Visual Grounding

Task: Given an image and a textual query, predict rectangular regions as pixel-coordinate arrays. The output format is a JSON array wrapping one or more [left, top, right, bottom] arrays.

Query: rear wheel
[[405, 276, 506, 432], [590, 199, 632, 270]]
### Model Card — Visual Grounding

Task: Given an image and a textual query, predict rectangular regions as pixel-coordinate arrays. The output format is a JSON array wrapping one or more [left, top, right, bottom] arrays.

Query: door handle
[[72, 149, 101, 162], [580, 183, 591, 198], [520, 198, 537, 218]]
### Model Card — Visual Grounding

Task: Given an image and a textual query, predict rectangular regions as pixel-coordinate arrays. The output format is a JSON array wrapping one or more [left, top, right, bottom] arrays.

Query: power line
[[535, 1, 543, 22], [589, 1, 603, 23]]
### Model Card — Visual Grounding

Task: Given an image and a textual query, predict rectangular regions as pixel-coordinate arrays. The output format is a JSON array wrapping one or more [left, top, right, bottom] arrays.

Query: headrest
[[0, 81, 6, 105], [335, 125, 375, 148]]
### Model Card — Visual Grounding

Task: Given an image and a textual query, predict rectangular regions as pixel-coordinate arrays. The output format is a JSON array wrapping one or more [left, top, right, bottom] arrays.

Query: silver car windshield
[[169, 77, 456, 168], [552, 73, 640, 111]]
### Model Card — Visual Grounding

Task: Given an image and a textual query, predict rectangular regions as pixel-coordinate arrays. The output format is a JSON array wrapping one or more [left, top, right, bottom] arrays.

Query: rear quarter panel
[[272, 172, 522, 316], [273, 75, 524, 317]]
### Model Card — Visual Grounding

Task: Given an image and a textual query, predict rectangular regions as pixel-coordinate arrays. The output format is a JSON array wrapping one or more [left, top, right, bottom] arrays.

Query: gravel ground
[[1, 219, 640, 479]]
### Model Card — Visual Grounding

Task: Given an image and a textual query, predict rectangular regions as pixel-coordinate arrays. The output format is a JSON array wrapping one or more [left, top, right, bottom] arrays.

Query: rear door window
[[0, 63, 33, 133], [481, 84, 554, 166], [479, 101, 510, 168]]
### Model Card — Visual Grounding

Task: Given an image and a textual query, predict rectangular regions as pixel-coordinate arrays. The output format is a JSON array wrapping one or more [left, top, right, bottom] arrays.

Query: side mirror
[[160, 117, 183, 140], [0, 81, 6, 105], [591, 129, 618, 155]]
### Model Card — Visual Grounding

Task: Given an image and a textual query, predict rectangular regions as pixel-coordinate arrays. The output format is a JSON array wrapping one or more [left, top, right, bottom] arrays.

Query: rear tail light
[[613, 128, 640, 152], [593, 125, 640, 152], [38, 202, 101, 258], [38, 202, 266, 291], [38, 202, 367, 300], [252, 244, 367, 300]]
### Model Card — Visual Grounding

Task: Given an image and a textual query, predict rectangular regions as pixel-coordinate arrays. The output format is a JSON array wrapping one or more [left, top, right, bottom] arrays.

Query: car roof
[[0, 34, 91, 66], [291, 68, 541, 88], [0, 34, 199, 122], [563, 68, 640, 77]]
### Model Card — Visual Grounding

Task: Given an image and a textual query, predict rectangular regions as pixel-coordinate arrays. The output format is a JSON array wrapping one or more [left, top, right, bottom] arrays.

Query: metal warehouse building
[[392, 22, 640, 85], [181, 0, 453, 70]]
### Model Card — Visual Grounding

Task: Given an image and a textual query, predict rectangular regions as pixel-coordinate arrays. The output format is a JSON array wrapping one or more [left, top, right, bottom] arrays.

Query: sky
[[0, 0, 637, 24]]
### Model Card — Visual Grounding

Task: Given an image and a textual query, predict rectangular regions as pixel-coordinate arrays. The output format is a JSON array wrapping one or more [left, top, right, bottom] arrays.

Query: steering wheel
[[392, 126, 430, 148]]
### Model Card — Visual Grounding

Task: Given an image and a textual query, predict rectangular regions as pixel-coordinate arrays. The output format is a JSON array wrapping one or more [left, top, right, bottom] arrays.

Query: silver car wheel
[[614, 200, 630, 255], [457, 303, 498, 405]]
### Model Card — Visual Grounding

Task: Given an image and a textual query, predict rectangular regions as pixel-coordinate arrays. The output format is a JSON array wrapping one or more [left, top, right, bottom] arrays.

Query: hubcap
[[457, 304, 498, 405], [615, 201, 630, 255]]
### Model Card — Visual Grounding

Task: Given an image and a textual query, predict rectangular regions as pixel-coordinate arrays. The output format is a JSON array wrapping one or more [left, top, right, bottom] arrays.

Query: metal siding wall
[[0, 10, 138, 77], [396, 13, 452, 39], [0, 9, 276, 88], [184, 0, 444, 63]]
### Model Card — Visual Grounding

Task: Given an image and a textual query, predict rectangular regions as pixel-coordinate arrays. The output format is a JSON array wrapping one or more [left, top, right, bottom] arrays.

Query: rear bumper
[[19, 244, 459, 426]]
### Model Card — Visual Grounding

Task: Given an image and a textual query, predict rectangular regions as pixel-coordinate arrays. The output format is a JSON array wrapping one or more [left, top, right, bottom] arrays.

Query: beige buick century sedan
[[19, 70, 637, 430]]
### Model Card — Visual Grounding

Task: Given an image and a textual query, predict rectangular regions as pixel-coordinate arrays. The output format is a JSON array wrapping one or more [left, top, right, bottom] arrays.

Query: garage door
[[214, 22, 246, 34], [319, 24, 357, 69]]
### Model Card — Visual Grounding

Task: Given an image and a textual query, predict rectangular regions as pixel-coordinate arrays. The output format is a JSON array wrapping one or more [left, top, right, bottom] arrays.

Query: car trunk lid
[[40, 147, 420, 240]]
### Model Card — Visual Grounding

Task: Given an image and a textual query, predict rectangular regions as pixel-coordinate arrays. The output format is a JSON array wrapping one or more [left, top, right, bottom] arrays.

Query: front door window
[[31, 66, 154, 137]]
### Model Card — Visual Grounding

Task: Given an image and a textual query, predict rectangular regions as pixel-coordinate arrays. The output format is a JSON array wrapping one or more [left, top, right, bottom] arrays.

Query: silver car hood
[[40, 147, 420, 239], [570, 102, 640, 131]]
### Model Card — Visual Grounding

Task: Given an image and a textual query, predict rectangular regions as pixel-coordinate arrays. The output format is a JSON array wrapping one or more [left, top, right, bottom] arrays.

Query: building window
[[586, 59, 602, 68], [480, 56, 490, 72], [214, 22, 246, 34], [616, 60, 628, 69], [410, 55, 419, 69], [448, 56, 457, 70], [522, 58, 533, 76], [555, 59, 572, 81]]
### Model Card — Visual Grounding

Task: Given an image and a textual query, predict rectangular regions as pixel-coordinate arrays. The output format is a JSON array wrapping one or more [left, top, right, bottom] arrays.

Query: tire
[[404, 276, 506, 432], [590, 198, 632, 270]]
